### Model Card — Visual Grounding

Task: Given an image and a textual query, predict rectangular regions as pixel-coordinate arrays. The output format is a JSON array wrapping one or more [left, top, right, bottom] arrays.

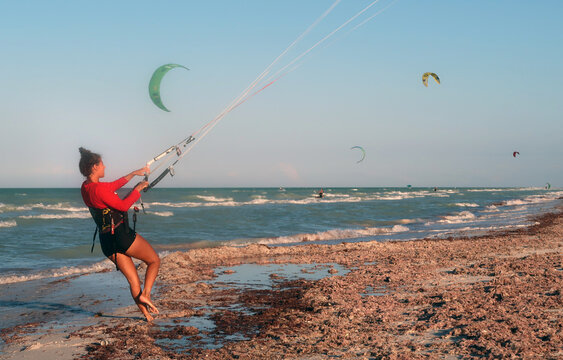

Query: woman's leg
[[125, 234, 160, 314], [111, 253, 154, 321]]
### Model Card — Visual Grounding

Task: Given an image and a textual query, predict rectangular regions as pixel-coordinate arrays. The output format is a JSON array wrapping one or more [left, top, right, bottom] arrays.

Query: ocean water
[[0, 186, 561, 285]]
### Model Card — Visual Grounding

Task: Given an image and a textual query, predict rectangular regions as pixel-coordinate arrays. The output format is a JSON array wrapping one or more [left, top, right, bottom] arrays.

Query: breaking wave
[[0, 220, 17, 228], [434, 211, 476, 224], [238, 225, 410, 246], [495, 192, 563, 207], [151, 211, 174, 217], [467, 187, 543, 192], [0, 260, 114, 285], [19, 212, 91, 220], [454, 203, 479, 207], [0, 202, 86, 213], [145, 190, 459, 209], [196, 195, 234, 202]]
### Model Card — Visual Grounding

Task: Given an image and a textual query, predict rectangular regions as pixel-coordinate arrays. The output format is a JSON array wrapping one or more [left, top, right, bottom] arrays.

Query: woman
[[79, 147, 160, 322]]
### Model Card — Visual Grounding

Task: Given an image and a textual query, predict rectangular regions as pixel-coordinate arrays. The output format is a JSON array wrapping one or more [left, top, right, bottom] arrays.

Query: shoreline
[[1, 187, 560, 285], [1, 206, 561, 359]]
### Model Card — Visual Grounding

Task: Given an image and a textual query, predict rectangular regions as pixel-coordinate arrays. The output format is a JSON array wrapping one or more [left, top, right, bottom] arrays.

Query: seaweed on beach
[[17, 210, 563, 359]]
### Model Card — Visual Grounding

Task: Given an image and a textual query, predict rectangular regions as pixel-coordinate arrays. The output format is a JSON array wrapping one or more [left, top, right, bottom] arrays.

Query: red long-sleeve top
[[81, 177, 140, 212]]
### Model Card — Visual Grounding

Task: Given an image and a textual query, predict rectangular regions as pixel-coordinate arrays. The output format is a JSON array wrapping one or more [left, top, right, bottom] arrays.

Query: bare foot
[[133, 292, 157, 321], [139, 304, 154, 322], [138, 293, 159, 314]]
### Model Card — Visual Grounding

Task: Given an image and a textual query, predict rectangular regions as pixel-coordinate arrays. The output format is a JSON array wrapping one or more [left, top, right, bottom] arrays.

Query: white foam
[[484, 205, 499, 212], [19, 212, 91, 220], [0, 202, 86, 213], [196, 195, 234, 202], [455, 203, 479, 207], [323, 193, 351, 198], [0, 260, 114, 285], [372, 190, 456, 200], [433, 211, 476, 224], [524, 192, 563, 202], [467, 188, 511, 192], [143, 189, 456, 209], [395, 218, 421, 225], [467, 187, 543, 192], [503, 199, 528, 206], [0, 204, 33, 211], [496, 191, 563, 208], [39, 203, 86, 212], [142, 189, 562, 211], [428, 223, 532, 238], [241, 225, 409, 246], [248, 197, 269, 205], [0, 220, 17, 228], [151, 211, 174, 217], [147, 201, 200, 208], [455, 224, 530, 232]]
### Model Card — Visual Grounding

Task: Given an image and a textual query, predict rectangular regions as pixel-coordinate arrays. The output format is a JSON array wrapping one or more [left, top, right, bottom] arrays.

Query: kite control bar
[[141, 135, 195, 192], [144, 167, 173, 192], [146, 146, 176, 167]]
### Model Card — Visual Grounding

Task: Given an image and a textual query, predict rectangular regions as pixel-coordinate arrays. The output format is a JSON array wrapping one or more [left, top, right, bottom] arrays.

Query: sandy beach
[[1, 208, 561, 359]]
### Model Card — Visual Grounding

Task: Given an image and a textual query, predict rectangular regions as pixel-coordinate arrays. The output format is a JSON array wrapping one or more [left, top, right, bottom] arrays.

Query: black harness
[[89, 207, 136, 270]]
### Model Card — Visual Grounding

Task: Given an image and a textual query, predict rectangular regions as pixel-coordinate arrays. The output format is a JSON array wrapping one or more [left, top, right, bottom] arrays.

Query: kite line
[[143, 0, 397, 191]]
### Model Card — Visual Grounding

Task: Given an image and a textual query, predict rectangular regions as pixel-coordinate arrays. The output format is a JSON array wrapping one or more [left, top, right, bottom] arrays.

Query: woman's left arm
[[108, 165, 151, 192]]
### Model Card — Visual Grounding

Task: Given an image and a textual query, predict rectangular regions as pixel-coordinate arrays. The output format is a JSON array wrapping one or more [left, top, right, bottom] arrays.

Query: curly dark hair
[[78, 147, 101, 177]]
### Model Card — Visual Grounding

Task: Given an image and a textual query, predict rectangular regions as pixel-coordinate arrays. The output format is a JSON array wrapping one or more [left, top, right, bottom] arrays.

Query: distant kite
[[350, 146, 366, 163], [422, 72, 440, 87], [513, 151, 520, 158], [149, 63, 189, 112]]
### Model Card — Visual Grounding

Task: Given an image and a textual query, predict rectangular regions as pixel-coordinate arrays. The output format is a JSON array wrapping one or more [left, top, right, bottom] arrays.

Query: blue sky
[[1, 0, 561, 188]]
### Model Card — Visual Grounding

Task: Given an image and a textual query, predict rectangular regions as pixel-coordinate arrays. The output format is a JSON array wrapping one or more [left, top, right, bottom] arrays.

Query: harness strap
[[133, 207, 139, 232], [91, 227, 98, 253]]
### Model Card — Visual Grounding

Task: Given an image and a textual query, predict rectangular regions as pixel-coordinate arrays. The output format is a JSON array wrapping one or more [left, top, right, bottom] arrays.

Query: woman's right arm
[[95, 181, 148, 212], [122, 165, 150, 183]]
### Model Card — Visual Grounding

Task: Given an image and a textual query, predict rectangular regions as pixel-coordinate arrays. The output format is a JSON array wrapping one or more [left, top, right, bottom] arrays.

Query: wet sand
[[1, 209, 561, 359]]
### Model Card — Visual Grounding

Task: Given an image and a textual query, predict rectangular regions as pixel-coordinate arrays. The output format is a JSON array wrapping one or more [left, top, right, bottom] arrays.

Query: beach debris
[[350, 146, 366, 163], [422, 72, 440, 87], [149, 63, 189, 112], [71, 211, 562, 359], [21, 342, 41, 351], [513, 151, 520, 158]]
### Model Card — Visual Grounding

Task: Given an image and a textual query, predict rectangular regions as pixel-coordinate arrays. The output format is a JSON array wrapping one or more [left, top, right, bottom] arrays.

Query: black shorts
[[99, 224, 137, 258]]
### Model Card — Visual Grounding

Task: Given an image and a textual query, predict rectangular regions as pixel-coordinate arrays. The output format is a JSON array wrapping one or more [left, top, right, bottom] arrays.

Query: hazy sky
[[1, 0, 562, 188]]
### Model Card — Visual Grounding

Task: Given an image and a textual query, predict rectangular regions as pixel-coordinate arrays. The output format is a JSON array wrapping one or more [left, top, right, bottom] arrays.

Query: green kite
[[149, 64, 189, 112], [350, 146, 366, 163]]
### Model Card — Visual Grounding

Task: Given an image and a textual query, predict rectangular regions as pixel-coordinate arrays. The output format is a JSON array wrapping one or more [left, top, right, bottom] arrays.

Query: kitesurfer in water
[[318, 188, 324, 198], [79, 147, 160, 322]]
